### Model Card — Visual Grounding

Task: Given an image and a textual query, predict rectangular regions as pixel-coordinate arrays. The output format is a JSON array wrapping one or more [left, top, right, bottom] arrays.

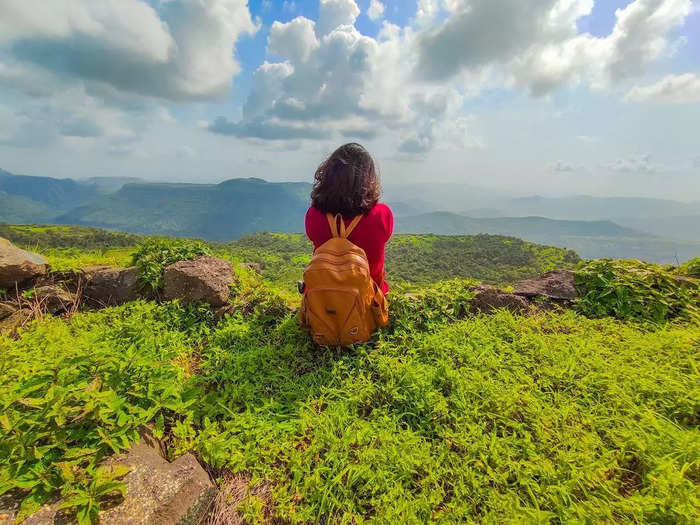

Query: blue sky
[[0, 0, 698, 199]]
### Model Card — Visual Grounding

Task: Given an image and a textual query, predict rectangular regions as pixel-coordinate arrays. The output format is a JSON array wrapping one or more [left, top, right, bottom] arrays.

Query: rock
[[0, 309, 31, 336], [84, 266, 143, 307], [0, 237, 48, 289], [0, 438, 216, 525], [98, 448, 215, 525], [0, 302, 16, 321], [513, 270, 577, 303], [163, 256, 234, 307], [33, 285, 77, 315], [469, 285, 530, 315]]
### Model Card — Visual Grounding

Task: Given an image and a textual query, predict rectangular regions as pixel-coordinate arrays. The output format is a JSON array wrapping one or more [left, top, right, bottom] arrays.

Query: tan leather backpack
[[299, 213, 389, 346]]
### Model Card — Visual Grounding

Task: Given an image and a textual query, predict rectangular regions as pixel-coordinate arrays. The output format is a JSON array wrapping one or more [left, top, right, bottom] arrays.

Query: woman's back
[[305, 203, 393, 294]]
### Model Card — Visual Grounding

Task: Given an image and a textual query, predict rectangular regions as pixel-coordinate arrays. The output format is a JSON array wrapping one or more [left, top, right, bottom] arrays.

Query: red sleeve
[[385, 205, 394, 242], [375, 203, 393, 242], [305, 207, 327, 249]]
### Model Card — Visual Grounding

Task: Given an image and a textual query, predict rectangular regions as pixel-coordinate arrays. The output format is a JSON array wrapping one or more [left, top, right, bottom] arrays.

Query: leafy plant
[[131, 238, 211, 290], [677, 257, 700, 278], [575, 259, 700, 323]]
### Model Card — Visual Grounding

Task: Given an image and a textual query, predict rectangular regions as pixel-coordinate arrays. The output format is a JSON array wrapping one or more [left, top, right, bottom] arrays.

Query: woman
[[305, 143, 394, 294]]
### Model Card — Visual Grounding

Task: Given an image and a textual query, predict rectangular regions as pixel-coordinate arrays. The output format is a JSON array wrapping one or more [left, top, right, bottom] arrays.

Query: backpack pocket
[[305, 288, 371, 346]]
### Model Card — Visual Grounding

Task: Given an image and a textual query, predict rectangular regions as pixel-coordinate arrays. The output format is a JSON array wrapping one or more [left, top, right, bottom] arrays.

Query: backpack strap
[[327, 213, 362, 239], [326, 213, 341, 238], [343, 215, 362, 238]]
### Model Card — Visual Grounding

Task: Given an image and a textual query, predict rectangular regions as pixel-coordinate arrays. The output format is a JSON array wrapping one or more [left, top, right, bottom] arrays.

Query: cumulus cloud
[[417, 0, 693, 95], [268, 17, 319, 64], [316, 0, 361, 37], [625, 73, 700, 103], [367, 0, 385, 21], [0, 0, 257, 100]]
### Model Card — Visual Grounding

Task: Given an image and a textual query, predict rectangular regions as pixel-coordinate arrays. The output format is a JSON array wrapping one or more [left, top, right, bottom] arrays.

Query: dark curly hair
[[310, 143, 381, 217]]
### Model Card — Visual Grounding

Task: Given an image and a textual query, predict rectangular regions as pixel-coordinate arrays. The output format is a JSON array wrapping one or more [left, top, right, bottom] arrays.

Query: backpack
[[299, 213, 389, 346]]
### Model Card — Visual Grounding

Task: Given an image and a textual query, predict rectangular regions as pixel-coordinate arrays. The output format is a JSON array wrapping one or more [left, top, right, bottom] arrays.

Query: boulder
[[0, 302, 16, 321], [163, 256, 234, 307], [0, 237, 47, 289], [469, 285, 529, 314], [0, 438, 216, 525], [513, 270, 577, 303], [84, 266, 143, 307], [33, 285, 77, 314], [0, 309, 31, 336]]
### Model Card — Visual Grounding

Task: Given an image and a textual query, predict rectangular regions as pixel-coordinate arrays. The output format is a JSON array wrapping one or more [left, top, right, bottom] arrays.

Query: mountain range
[[1, 167, 699, 263]]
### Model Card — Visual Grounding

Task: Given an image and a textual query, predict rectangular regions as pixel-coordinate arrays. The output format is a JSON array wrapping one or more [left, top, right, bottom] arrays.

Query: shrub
[[677, 257, 700, 278], [575, 259, 700, 323], [131, 238, 210, 290]]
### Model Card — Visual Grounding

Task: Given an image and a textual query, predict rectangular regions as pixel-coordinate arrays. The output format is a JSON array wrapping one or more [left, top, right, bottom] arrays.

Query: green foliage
[[0, 301, 213, 521], [386, 234, 579, 285], [677, 257, 700, 278], [2, 279, 699, 523], [2, 223, 699, 522], [575, 259, 700, 323], [131, 238, 211, 290], [0, 224, 140, 250]]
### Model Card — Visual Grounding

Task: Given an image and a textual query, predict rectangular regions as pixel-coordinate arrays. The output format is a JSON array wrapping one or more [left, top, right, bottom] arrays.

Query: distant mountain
[[506, 195, 700, 222], [0, 191, 55, 223], [58, 178, 312, 241], [611, 215, 700, 243], [80, 176, 147, 193], [398, 212, 640, 237], [0, 169, 101, 212], [397, 211, 700, 263], [2, 167, 698, 262]]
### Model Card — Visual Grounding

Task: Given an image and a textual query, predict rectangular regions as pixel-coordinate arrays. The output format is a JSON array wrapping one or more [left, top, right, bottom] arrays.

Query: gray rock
[[163, 256, 234, 307], [0, 309, 30, 336], [0, 237, 47, 289], [513, 270, 577, 302], [0, 302, 16, 321], [84, 266, 143, 307], [33, 285, 77, 314], [469, 285, 530, 315], [0, 437, 216, 525]]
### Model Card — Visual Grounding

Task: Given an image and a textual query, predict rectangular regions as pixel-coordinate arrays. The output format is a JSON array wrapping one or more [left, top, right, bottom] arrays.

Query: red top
[[305, 203, 394, 294]]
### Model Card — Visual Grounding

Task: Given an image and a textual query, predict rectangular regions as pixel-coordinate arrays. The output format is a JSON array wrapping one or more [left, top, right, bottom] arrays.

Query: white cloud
[[604, 154, 660, 174], [268, 17, 319, 64], [367, 0, 385, 21], [316, 0, 361, 37], [417, 0, 693, 95], [625, 73, 700, 103], [0, 0, 257, 100]]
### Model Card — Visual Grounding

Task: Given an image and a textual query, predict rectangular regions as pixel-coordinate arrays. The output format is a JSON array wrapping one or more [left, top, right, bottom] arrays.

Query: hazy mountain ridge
[[1, 168, 699, 263]]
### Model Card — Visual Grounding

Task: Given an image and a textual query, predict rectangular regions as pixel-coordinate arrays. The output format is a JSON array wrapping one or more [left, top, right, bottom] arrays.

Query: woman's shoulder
[[367, 203, 393, 218]]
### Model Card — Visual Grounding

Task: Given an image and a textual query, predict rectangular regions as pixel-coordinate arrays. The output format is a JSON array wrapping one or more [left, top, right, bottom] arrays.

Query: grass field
[[0, 226, 698, 523]]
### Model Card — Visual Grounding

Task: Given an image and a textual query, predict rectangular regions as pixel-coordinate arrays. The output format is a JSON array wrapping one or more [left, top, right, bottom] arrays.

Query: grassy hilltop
[[1, 225, 698, 524]]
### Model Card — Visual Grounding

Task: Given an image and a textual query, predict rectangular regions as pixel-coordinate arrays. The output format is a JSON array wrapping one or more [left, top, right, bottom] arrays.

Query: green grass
[[1, 278, 699, 523], [1, 225, 699, 523]]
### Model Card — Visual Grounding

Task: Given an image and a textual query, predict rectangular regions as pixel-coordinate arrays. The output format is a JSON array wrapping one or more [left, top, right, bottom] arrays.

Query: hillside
[[57, 179, 312, 240], [0, 169, 101, 213], [0, 229, 698, 524], [398, 211, 700, 263], [0, 225, 580, 289]]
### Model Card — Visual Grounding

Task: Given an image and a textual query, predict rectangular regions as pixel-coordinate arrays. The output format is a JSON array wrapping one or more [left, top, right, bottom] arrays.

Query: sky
[[0, 0, 698, 200]]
